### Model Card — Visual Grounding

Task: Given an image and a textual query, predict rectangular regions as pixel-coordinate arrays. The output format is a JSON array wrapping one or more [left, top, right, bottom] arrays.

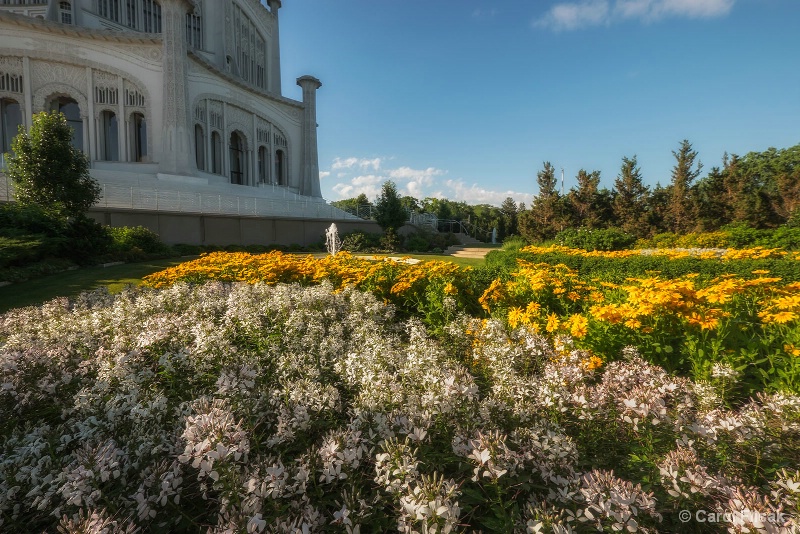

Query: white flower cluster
[[1, 282, 798, 532]]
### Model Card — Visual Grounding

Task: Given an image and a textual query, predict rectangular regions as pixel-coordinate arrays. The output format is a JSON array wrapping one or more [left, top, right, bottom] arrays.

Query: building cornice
[[0, 10, 161, 45], [187, 50, 303, 110]]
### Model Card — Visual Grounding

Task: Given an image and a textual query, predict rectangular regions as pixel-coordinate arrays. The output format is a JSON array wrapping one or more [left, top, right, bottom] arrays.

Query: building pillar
[[296, 75, 322, 198], [158, 0, 193, 175], [117, 74, 125, 161], [86, 67, 95, 163], [267, 0, 282, 95], [22, 57, 32, 129]]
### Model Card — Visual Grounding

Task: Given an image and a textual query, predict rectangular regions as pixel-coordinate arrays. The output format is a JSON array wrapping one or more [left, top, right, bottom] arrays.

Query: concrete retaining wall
[[87, 208, 381, 247]]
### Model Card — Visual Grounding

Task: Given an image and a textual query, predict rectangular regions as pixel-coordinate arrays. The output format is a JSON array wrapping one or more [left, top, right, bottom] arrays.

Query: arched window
[[49, 96, 83, 152], [229, 132, 245, 185], [59, 1, 72, 24], [257, 146, 268, 184], [229, 3, 267, 89], [99, 110, 118, 161], [274, 149, 285, 186], [142, 0, 161, 33], [0, 99, 22, 164], [97, 0, 121, 23], [211, 131, 222, 174], [194, 124, 205, 171], [186, 5, 202, 49], [130, 112, 146, 162]]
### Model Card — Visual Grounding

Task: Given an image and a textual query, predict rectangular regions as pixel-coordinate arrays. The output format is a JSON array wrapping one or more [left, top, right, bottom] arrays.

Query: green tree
[[666, 139, 702, 233], [567, 169, 611, 229], [500, 196, 518, 237], [519, 162, 570, 242], [332, 193, 373, 219], [612, 155, 651, 237], [374, 181, 407, 231], [7, 111, 100, 219]]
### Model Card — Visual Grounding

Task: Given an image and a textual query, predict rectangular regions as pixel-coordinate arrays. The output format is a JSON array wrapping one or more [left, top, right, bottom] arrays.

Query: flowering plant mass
[[1, 248, 799, 532]]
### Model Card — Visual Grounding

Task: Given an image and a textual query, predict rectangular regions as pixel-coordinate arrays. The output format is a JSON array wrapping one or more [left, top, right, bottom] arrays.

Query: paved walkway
[[443, 246, 498, 259]]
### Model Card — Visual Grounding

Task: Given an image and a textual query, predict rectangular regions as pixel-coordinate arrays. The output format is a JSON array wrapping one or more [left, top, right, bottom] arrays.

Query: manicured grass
[[0, 258, 192, 313], [0, 253, 487, 312]]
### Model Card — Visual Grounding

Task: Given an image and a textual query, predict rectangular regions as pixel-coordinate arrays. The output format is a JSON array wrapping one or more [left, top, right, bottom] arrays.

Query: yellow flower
[[507, 307, 527, 329], [784, 344, 800, 357], [581, 355, 603, 371], [545, 313, 560, 333], [479, 279, 505, 312], [567, 314, 589, 338], [770, 311, 797, 324]]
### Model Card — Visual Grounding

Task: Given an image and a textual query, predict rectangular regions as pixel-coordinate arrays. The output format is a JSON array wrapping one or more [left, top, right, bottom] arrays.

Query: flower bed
[[1, 282, 798, 532]]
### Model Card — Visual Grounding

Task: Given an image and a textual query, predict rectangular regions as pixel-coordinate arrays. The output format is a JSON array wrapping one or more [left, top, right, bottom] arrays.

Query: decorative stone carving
[[226, 104, 252, 132], [241, 0, 274, 36], [0, 56, 24, 95], [32, 82, 88, 117], [0, 57, 23, 76], [123, 81, 147, 109], [31, 60, 86, 95], [208, 100, 223, 130], [159, 0, 192, 175]]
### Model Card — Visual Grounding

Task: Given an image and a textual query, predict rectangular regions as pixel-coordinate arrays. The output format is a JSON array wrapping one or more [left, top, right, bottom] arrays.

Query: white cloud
[[319, 171, 330, 180], [388, 166, 444, 184], [443, 179, 533, 206], [331, 156, 382, 171], [534, 0, 610, 31], [616, 0, 734, 19], [351, 174, 383, 187], [326, 156, 533, 207], [472, 8, 499, 19], [534, 0, 734, 30]]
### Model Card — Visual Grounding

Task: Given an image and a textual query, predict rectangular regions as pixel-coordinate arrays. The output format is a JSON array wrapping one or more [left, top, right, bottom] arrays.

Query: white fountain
[[325, 223, 342, 256]]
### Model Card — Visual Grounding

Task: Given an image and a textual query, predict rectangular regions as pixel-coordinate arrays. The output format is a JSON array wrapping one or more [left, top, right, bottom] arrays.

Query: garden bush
[[556, 227, 637, 251], [341, 231, 382, 253], [108, 226, 170, 256]]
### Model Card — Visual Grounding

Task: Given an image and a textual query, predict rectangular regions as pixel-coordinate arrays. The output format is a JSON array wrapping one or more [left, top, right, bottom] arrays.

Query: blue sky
[[277, 0, 799, 206]]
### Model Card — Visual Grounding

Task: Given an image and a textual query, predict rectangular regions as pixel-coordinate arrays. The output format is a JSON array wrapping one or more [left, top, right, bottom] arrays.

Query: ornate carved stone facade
[[0, 0, 323, 200]]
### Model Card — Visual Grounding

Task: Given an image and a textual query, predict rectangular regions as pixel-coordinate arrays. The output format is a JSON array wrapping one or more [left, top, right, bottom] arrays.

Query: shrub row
[[484, 248, 800, 284]]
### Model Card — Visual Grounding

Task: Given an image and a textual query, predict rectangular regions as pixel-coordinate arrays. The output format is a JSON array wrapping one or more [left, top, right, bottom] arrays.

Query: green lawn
[[0, 258, 191, 313], [0, 253, 487, 313]]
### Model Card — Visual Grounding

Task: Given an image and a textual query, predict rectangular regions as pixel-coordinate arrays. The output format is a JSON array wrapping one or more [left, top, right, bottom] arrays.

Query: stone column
[[267, 0, 282, 95], [158, 0, 193, 176], [22, 57, 32, 129], [296, 75, 322, 198], [86, 67, 95, 162]]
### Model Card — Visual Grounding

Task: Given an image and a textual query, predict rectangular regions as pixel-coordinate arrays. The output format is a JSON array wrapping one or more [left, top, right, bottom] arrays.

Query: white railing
[[0, 174, 360, 221]]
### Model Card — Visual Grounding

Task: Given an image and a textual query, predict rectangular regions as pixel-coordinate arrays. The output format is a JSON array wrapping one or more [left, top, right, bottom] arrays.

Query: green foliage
[[6, 111, 100, 219], [501, 235, 527, 251], [63, 217, 112, 265], [331, 193, 373, 219], [556, 227, 637, 251], [341, 231, 383, 253], [374, 180, 408, 231], [108, 226, 169, 255], [484, 248, 800, 284], [403, 230, 460, 253], [612, 155, 651, 238]]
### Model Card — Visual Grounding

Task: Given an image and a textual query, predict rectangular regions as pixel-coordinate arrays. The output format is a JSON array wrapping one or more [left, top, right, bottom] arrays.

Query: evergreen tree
[[500, 196, 518, 237], [519, 162, 569, 242], [374, 181, 407, 231], [666, 139, 702, 233], [612, 155, 651, 237], [7, 111, 100, 219], [568, 169, 606, 229]]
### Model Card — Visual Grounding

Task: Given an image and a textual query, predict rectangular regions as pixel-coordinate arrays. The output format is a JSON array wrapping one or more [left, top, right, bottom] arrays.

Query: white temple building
[[0, 0, 354, 231]]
